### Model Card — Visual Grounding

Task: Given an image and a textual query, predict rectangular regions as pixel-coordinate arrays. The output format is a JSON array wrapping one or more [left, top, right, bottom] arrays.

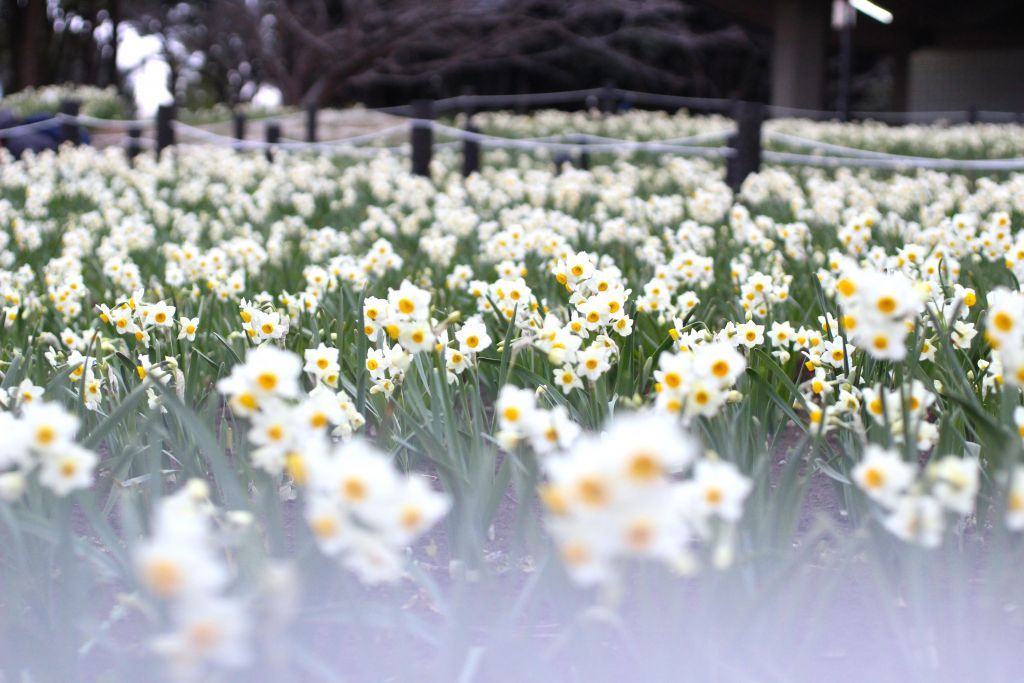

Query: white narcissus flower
[[735, 321, 765, 348], [526, 405, 581, 455], [576, 345, 610, 381], [445, 347, 470, 374], [303, 342, 340, 381], [143, 300, 176, 328], [0, 411, 30, 470], [216, 346, 302, 415], [495, 385, 537, 435], [927, 455, 979, 515], [371, 474, 451, 547], [1015, 407, 1024, 446], [883, 494, 945, 548], [455, 317, 492, 355], [21, 400, 79, 455], [1006, 466, 1024, 531], [553, 365, 583, 395], [397, 320, 434, 354], [13, 378, 44, 406], [177, 316, 199, 341], [38, 443, 98, 496], [150, 596, 251, 671], [852, 445, 916, 508], [0, 470, 26, 501], [688, 459, 752, 521], [135, 536, 230, 601]]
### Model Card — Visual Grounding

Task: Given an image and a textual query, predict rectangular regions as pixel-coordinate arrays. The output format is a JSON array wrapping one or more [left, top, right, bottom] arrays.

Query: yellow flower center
[[994, 311, 1014, 332], [864, 467, 884, 489], [577, 477, 607, 506], [144, 558, 182, 597], [628, 453, 661, 481], [36, 425, 56, 446], [343, 478, 367, 501]]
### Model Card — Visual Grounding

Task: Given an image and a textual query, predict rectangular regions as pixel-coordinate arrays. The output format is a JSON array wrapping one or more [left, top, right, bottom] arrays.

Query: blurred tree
[[124, 0, 769, 107], [0, 0, 122, 95], [124, 1, 270, 108]]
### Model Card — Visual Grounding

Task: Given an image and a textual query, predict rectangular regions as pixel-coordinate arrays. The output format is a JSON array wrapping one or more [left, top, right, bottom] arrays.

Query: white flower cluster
[[540, 412, 751, 585], [217, 346, 365, 475], [98, 288, 177, 348], [853, 445, 979, 548], [362, 280, 441, 397], [654, 341, 746, 418], [135, 482, 251, 675], [0, 398, 98, 498], [301, 439, 450, 584], [833, 266, 925, 361], [495, 385, 581, 453], [985, 287, 1024, 386]]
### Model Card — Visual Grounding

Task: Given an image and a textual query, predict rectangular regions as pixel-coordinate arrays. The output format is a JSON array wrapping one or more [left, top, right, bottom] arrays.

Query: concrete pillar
[[771, 0, 828, 111], [890, 50, 910, 112]]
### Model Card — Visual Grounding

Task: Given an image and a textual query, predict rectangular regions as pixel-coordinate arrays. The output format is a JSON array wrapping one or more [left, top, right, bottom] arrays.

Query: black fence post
[[265, 121, 280, 162], [232, 111, 245, 151], [460, 86, 476, 120], [462, 120, 480, 177], [726, 101, 763, 193], [411, 99, 433, 177], [576, 134, 590, 170], [554, 152, 571, 174], [59, 99, 81, 145], [126, 127, 141, 160], [515, 94, 528, 115], [967, 106, 978, 124], [599, 84, 616, 114], [306, 104, 318, 143], [156, 104, 176, 156]]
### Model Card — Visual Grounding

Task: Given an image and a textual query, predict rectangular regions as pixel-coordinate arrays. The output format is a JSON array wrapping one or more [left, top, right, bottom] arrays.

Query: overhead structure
[[697, 0, 1024, 113]]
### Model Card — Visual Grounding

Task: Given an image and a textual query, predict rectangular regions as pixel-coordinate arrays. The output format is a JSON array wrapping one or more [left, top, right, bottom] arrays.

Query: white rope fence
[[763, 130, 908, 160], [0, 117, 68, 139], [763, 149, 1024, 171], [420, 120, 735, 158], [761, 129, 1024, 171], [172, 120, 407, 156], [1, 105, 1023, 172]]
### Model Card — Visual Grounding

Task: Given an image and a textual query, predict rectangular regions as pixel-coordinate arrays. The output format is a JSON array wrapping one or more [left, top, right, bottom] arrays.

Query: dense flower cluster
[[854, 445, 979, 547], [1, 111, 1024, 676], [540, 411, 751, 585], [0, 396, 97, 498], [135, 481, 252, 675]]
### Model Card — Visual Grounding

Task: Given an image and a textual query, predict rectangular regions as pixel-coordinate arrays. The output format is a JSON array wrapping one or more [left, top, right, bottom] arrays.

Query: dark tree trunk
[[108, 0, 120, 90], [10, 0, 44, 90]]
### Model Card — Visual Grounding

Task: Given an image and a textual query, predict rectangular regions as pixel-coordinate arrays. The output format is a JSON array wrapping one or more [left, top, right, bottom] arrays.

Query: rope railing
[[762, 149, 1024, 172], [612, 89, 733, 113], [2, 88, 1022, 140], [421, 119, 734, 157], [55, 112, 149, 130], [0, 117, 68, 139], [763, 130, 916, 160], [1, 91, 1022, 183], [172, 120, 403, 157]]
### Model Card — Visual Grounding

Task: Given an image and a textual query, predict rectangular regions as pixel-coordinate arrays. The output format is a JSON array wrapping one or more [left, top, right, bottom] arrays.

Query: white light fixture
[[849, 0, 894, 24]]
